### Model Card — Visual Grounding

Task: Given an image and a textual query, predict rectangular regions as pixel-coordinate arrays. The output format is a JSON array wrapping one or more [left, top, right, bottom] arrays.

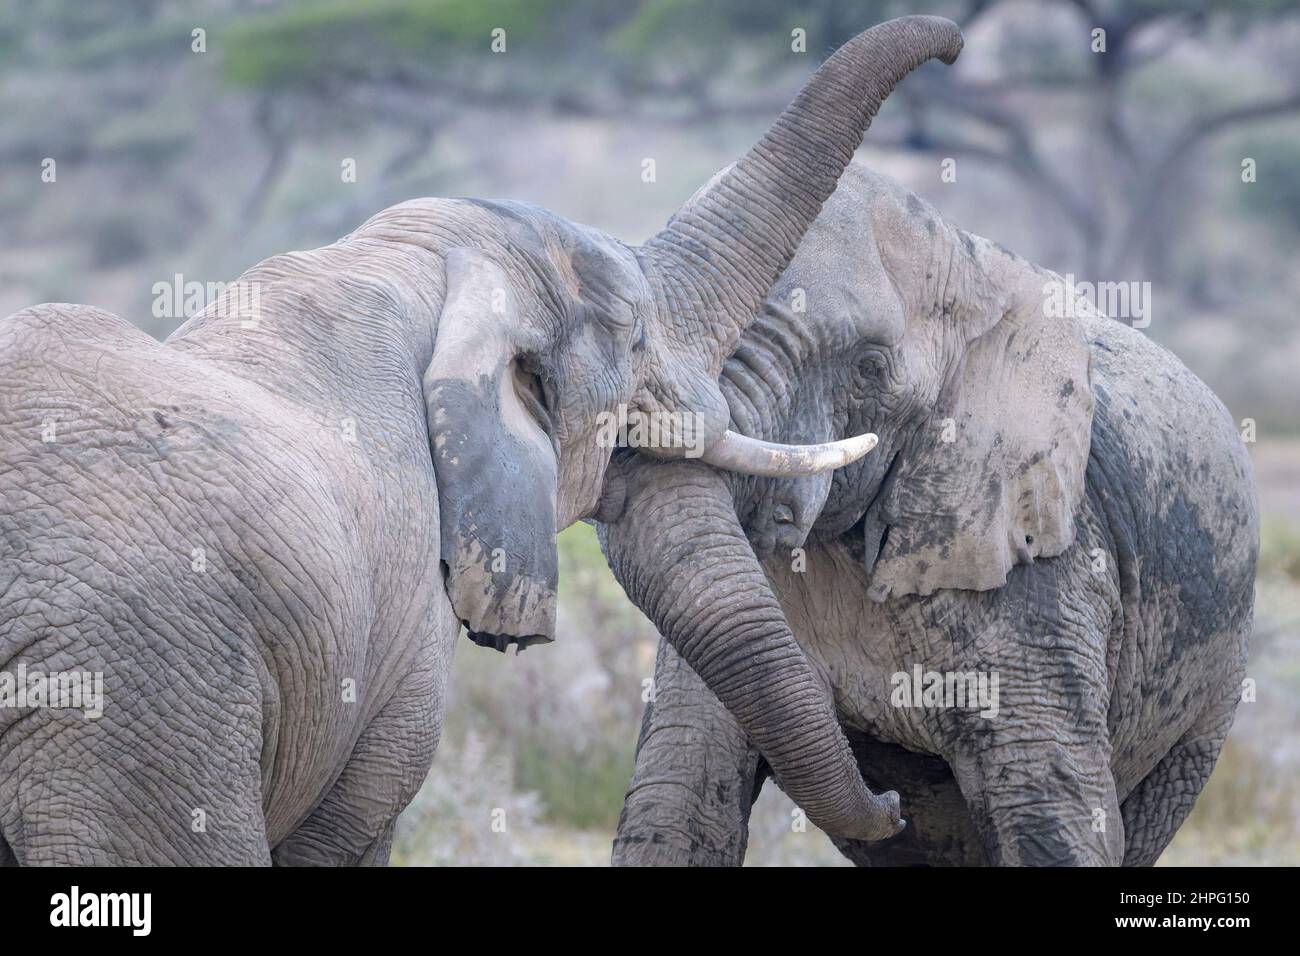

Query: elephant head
[[412, 17, 965, 654], [599, 161, 1095, 843]]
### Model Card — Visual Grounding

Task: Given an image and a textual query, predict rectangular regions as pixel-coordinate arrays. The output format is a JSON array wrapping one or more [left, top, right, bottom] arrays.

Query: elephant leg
[[1119, 647, 1246, 866], [7, 742, 271, 866], [946, 731, 1123, 866], [358, 821, 397, 866], [1120, 712, 1233, 866], [908, 567, 1125, 865], [612, 637, 767, 866], [831, 735, 987, 865], [272, 660, 439, 867]]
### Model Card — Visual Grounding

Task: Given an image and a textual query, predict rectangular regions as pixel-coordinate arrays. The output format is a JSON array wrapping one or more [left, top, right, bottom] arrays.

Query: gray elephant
[[0, 18, 964, 865], [601, 159, 1258, 866]]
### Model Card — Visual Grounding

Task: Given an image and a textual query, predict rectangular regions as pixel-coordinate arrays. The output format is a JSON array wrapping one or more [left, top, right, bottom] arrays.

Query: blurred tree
[[874, 0, 1300, 280], [1239, 133, 1300, 229], [202, 0, 1300, 280], [4, 0, 1299, 301]]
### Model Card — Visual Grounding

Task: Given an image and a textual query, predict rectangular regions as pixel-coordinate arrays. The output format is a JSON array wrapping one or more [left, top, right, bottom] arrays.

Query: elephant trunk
[[641, 16, 963, 410], [600, 458, 903, 841]]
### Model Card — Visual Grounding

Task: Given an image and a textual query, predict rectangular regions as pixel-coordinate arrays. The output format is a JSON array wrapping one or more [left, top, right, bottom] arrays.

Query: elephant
[[601, 158, 1259, 866], [0, 17, 965, 865]]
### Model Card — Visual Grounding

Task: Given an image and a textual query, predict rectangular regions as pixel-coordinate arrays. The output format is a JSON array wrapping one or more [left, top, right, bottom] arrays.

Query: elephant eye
[[852, 348, 892, 386], [857, 350, 886, 374], [511, 358, 555, 437]]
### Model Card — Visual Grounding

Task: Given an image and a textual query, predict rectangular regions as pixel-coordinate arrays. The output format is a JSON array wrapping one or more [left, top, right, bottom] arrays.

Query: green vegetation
[[1260, 519, 1300, 583], [222, 0, 557, 89]]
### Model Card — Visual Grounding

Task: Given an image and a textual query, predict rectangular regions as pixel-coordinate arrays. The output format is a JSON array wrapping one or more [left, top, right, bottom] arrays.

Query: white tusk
[[700, 430, 879, 478]]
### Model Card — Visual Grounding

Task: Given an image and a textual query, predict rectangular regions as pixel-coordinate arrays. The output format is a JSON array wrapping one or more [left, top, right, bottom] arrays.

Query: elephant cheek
[[428, 377, 558, 652]]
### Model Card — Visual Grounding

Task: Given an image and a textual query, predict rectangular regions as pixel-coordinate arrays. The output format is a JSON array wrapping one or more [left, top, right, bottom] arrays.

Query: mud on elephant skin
[[603, 160, 1258, 866], [0, 18, 964, 864]]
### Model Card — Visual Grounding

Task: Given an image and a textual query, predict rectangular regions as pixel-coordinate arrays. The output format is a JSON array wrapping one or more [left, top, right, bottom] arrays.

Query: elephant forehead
[[765, 191, 908, 350], [463, 198, 646, 330], [553, 224, 649, 327], [776, 263, 905, 350]]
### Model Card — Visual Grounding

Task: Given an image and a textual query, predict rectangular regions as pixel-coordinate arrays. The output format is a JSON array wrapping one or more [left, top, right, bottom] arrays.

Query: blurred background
[[3, 0, 1297, 865]]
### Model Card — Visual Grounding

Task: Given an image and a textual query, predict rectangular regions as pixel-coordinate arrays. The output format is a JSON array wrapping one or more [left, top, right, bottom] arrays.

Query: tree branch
[[1109, 91, 1300, 273]]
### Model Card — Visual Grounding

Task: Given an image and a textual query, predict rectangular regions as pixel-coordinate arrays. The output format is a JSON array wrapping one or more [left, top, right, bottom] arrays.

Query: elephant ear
[[863, 273, 1094, 602], [426, 248, 558, 650]]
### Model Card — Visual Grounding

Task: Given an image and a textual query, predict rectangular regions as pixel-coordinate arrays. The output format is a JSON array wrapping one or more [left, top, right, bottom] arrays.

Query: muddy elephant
[[602, 160, 1258, 866], [0, 18, 964, 865]]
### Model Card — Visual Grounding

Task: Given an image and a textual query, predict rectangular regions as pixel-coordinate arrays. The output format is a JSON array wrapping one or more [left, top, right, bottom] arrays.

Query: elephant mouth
[[465, 628, 549, 653], [436, 526, 558, 654]]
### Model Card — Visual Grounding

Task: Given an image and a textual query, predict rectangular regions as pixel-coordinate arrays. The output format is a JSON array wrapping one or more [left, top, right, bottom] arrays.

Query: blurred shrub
[[743, 786, 849, 867], [512, 735, 633, 831], [1161, 737, 1300, 866], [391, 730, 543, 866], [1260, 519, 1300, 583]]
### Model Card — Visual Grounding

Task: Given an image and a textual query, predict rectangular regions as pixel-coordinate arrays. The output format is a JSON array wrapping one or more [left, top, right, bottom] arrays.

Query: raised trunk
[[642, 16, 963, 407], [600, 458, 903, 841]]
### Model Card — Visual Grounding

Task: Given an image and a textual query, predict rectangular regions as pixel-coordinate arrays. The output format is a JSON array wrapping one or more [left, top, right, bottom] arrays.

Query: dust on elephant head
[[599, 159, 1096, 841], [722, 160, 1094, 595]]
